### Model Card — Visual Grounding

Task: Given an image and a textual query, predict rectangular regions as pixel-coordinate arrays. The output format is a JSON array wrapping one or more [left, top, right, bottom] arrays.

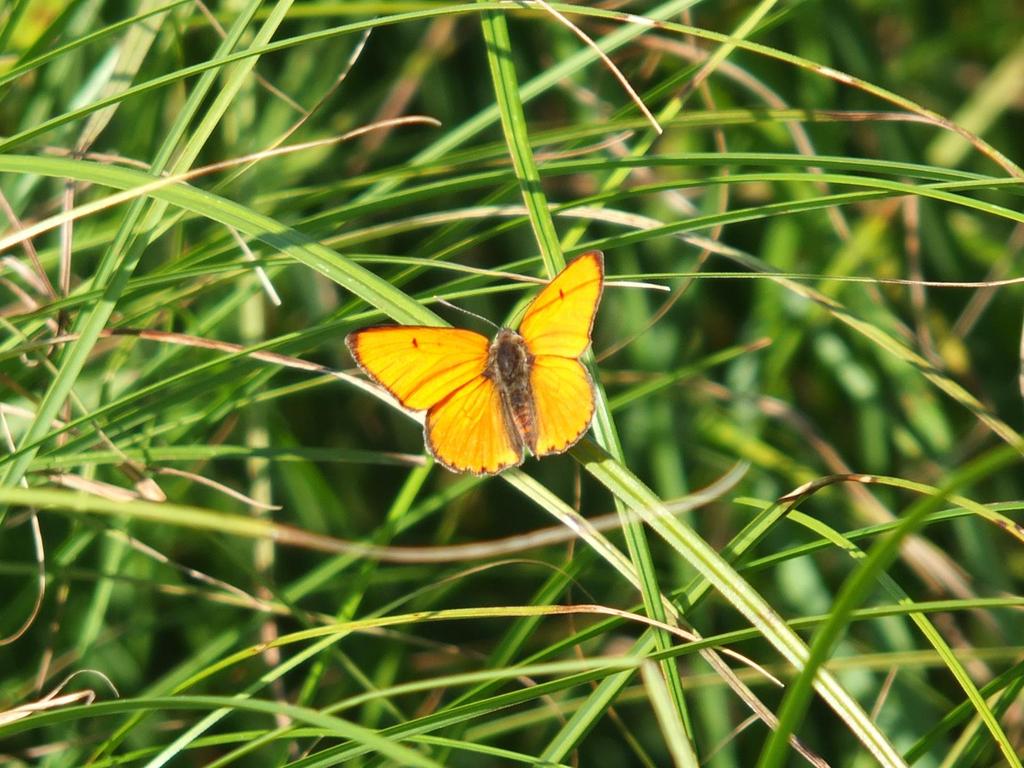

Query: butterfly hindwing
[[517, 251, 604, 358], [346, 326, 489, 410], [426, 375, 524, 474], [529, 355, 595, 456]]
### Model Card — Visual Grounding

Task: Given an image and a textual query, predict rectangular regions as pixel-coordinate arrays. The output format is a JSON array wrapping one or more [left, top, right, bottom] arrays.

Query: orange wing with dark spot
[[346, 326, 489, 410], [517, 251, 603, 456], [346, 325, 522, 473], [517, 251, 603, 358]]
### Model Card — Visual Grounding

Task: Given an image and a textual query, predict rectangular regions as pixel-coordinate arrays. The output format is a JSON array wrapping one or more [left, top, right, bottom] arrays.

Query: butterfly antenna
[[434, 297, 501, 330]]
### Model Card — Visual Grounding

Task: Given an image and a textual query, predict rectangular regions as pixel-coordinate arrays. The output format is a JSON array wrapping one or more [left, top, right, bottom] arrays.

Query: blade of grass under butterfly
[[572, 440, 908, 766], [480, 3, 692, 740]]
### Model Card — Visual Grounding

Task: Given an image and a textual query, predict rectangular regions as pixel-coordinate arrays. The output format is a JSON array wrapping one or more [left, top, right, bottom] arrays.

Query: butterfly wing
[[516, 251, 604, 358], [426, 375, 524, 474], [347, 325, 521, 474], [529, 356, 595, 456], [517, 251, 603, 456], [346, 326, 489, 410]]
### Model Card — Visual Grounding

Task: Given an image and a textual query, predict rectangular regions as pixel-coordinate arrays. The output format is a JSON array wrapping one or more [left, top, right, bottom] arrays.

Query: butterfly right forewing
[[517, 251, 604, 358]]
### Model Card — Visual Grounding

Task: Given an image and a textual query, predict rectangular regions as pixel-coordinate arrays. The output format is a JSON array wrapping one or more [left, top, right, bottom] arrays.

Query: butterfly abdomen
[[487, 328, 538, 454]]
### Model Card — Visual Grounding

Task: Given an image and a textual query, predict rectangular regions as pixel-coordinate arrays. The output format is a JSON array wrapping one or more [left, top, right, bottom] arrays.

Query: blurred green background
[[1, 1, 1023, 765]]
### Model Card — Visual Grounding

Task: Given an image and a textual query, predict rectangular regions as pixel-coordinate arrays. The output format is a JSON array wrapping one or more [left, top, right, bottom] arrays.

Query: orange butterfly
[[346, 251, 604, 475]]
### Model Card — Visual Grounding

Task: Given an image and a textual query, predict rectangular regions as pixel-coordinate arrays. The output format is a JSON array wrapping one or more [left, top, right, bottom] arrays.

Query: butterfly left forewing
[[346, 326, 489, 411], [426, 375, 524, 474]]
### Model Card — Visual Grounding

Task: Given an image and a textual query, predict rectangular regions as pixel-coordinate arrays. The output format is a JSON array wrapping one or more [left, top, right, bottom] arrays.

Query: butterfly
[[346, 251, 604, 475]]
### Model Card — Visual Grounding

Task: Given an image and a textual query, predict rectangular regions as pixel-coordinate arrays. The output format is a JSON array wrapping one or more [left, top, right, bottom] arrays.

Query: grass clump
[[1, 2, 1023, 765]]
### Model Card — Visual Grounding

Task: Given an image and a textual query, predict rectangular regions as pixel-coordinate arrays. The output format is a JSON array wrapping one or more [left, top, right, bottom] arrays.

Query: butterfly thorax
[[486, 328, 537, 453]]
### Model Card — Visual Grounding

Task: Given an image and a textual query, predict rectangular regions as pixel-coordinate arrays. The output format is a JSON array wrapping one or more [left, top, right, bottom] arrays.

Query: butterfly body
[[347, 251, 604, 475], [486, 328, 537, 454]]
